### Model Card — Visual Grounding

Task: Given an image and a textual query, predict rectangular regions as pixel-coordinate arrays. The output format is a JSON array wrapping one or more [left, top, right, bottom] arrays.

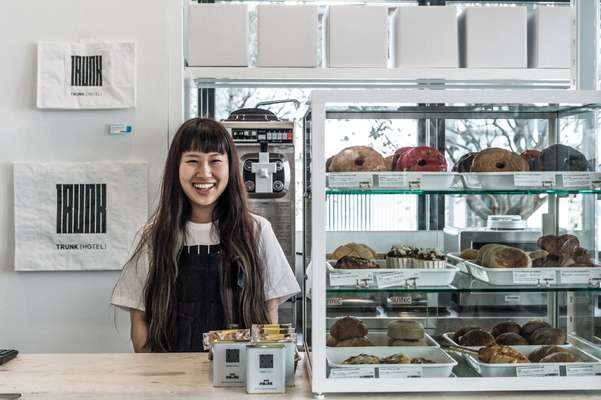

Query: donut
[[383, 155, 395, 171], [391, 147, 413, 171], [491, 321, 522, 338], [471, 148, 529, 172], [326, 155, 335, 172], [520, 149, 542, 171], [396, 146, 447, 172], [539, 144, 590, 171], [329, 146, 386, 172], [453, 152, 476, 172]]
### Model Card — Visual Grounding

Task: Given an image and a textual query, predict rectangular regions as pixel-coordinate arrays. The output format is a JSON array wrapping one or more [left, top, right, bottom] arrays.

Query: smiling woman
[[110, 118, 300, 352]]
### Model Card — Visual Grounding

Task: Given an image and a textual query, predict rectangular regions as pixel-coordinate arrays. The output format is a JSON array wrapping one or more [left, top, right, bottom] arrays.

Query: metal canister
[[245, 343, 286, 394], [212, 340, 248, 387]]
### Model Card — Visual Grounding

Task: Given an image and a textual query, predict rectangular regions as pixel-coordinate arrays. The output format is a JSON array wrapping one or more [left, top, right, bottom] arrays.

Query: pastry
[[458, 329, 496, 347], [383, 155, 395, 171], [381, 353, 412, 364], [386, 245, 416, 268], [334, 256, 378, 270], [481, 244, 531, 269], [491, 321, 522, 338], [453, 326, 480, 343], [471, 148, 529, 172], [539, 352, 579, 363], [330, 316, 368, 341], [410, 357, 435, 364], [520, 320, 551, 340], [453, 152, 476, 173], [529, 327, 566, 346], [528, 345, 571, 363], [529, 250, 548, 267], [414, 248, 446, 269], [331, 243, 377, 261], [326, 155, 335, 172], [395, 146, 447, 172], [387, 320, 425, 341], [343, 354, 381, 364], [572, 246, 594, 267], [459, 248, 479, 260], [495, 332, 529, 346], [329, 146, 386, 172], [391, 147, 413, 170], [326, 335, 337, 347], [387, 338, 427, 346], [521, 149, 542, 171], [478, 345, 529, 364], [539, 144, 590, 172], [336, 336, 373, 347]]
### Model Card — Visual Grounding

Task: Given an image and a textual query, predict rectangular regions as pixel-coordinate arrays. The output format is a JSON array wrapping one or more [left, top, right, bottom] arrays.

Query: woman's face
[[179, 150, 229, 221]]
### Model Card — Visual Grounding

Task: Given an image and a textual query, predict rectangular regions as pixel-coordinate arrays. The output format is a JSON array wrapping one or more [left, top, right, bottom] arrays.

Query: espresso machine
[[221, 100, 298, 325]]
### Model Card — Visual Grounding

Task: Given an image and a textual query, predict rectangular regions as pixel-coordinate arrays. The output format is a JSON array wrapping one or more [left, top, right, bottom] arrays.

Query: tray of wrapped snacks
[[463, 237, 601, 286], [327, 347, 457, 378], [456, 345, 601, 378]]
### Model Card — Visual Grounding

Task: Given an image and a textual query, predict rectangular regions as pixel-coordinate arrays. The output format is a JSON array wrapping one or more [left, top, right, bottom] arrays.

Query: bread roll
[[495, 332, 529, 346], [520, 320, 551, 340], [491, 321, 522, 338], [458, 329, 496, 347], [331, 243, 377, 261], [330, 316, 368, 341], [529, 327, 566, 346], [387, 320, 425, 341], [528, 345, 570, 363], [453, 326, 480, 343], [540, 352, 578, 363]]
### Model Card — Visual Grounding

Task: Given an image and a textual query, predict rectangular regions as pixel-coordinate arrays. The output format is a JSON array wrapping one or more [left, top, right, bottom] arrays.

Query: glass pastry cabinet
[[302, 89, 601, 393]]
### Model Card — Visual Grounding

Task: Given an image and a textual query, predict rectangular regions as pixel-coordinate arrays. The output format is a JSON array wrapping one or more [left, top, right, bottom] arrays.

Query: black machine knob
[[245, 181, 256, 192], [273, 180, 284, 192]]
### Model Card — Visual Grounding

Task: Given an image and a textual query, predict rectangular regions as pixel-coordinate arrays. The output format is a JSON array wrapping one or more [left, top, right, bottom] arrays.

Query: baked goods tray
[[464, 260, 601, 286], [446, 253, 470, 274], [327, 262, 459, 288], [327, 172, 459, 191], [459, 172, 601, 190], [327, 347, 457, 378], [327, 332, 439, 348], [464, 347, 601, 377]]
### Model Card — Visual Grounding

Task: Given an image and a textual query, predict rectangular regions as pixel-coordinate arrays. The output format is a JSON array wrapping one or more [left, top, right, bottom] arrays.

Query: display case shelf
[[326, 188, 601, 195]]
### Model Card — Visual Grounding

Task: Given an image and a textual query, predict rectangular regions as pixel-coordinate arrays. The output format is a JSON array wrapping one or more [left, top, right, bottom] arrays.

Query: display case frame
[[306, 89, 601, 394]]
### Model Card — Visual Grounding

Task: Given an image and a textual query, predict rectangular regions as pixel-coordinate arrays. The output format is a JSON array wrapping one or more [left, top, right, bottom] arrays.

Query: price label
[[512, 270, 556, 285], [388, 296, 413, 305], [559, 270, 601, 285], [566, 364, 601, 377], [470, 265, 490, 282], [378, 173, 408, 188], [514, 173, 556, 187], [407, 175, 422, 189], [516, 365, 560, 377], [379, 365, 423, 379], [327, 297, 343, 306], [329, 271, 369, 287], [328, 173, 373, 188], [329, 367, 375, 379], [375, 271, 420, 288], [504, 295, 521, 304], [561, 172, 592, 188]]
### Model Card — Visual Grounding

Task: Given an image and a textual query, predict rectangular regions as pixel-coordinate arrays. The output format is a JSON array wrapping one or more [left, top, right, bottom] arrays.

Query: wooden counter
[[1, 353, 600, 400]]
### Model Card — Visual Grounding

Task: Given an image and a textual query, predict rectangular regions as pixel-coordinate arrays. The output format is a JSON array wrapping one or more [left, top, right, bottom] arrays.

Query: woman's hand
[[130, 309, 150, 352]]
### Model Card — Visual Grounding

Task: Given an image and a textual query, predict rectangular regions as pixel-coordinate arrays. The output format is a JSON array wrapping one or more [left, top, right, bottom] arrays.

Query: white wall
[[0, 0, 170, 352]]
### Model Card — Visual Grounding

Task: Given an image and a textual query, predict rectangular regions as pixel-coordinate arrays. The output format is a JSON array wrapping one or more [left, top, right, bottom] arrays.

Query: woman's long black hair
[[130, 118, 269, 351]]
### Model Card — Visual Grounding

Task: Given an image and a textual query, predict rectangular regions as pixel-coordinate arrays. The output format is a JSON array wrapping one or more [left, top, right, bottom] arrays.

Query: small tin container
[[246, 344, 286, 394], [212, 340, 248, 387]]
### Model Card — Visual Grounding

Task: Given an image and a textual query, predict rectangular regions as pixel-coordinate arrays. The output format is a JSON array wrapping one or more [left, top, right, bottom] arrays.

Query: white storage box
[[529, 7, 571, 68], [188, 3, 248, 66], [256, 5, 318, 67], [326, 6, 388, 68], [393, 6, 459, 68], [460, 7, 528, 68]]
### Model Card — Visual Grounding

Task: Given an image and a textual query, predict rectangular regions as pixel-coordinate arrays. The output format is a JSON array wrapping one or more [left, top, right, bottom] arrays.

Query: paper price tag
[[561, 172, 592, 188], [407, 175, 422, 189], [375, 271, 420, 288], [378, 173, 407, 188], [514, 173, 556, 187], [327, 297, 343, 306], [559, 270, 600, 285], [388, 296, 413, 305], [566, 364, 601, 377], [516, 365, 560, 377], [504, 295, 521, 304], [330, 367, 375, 379], [328, 173, 373, 188], [512, 270, 556, 285], [329, 271, 364, 287], [379, 366, 423, 379]]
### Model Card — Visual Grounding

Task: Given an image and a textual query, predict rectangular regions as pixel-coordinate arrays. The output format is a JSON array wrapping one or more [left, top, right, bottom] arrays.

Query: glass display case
[[303, 90, 601, 393]]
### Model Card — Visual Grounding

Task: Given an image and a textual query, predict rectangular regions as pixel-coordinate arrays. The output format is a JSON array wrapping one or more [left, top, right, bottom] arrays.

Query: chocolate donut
[[520, 149, 542, 171], [453, 152, 477, 172], [540, 144, 590, 172], [471, 148, 529, 172], [491, 321, 522, 338], [329, 146, 386, 172], [396, 146, 447, 172]]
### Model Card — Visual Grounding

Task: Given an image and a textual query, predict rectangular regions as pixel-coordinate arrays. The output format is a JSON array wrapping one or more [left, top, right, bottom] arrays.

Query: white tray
[[465, 347, 601, 377], [327, 346, 457, 378], [460, 172, 601, 191], [327, 261, 458, 288], [327, 172, 459, 191], [465, 260, 601, 286], [327, 332, 439, 348]]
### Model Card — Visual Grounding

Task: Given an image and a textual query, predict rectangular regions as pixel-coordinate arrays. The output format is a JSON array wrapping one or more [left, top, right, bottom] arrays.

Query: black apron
[[173, 244, 242, 352]]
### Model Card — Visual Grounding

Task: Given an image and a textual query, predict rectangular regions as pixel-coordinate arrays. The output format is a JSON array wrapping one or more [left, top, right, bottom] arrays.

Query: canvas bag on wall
[[37, 41, 136, 109], [14, 162, 148, 271]]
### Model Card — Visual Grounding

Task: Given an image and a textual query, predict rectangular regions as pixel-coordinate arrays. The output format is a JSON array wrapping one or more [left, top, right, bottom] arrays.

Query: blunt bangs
[[178, 119, 230, 156]]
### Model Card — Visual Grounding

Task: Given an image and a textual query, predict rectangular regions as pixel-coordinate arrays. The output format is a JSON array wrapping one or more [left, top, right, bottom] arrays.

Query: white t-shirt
[[111, 214, 300, 312]]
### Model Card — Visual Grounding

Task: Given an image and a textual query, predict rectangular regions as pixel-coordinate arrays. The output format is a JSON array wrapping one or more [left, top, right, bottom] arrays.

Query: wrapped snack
[[251, 324, 296, 343], [203, 328, 250, 351]]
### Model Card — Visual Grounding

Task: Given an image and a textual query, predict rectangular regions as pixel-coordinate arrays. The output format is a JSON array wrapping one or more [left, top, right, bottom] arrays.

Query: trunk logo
[[71, 55, 103, 87], [56, 184, 107, 234]]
